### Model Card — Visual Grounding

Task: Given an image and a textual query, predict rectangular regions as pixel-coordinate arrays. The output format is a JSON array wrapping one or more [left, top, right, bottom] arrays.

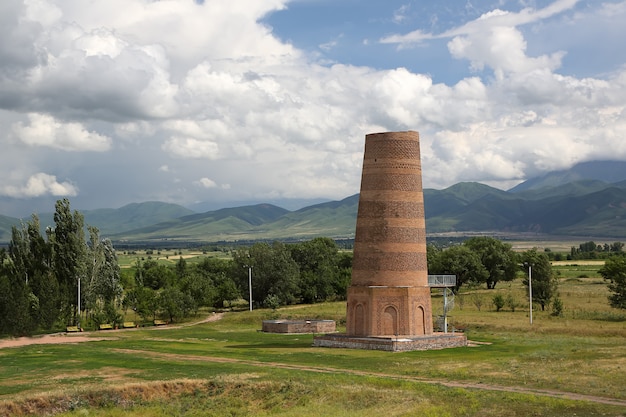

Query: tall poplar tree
[[52, 198, 87, 326]]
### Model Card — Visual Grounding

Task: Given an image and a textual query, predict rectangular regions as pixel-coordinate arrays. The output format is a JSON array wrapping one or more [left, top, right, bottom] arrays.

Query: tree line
[[2, 200, 626, 337], [0, 199, 122, 336], [0, 200, 352, 336], [428, 237, 559, 312]]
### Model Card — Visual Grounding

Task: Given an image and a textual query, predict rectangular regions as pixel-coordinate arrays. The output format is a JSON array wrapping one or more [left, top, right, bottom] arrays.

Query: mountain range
[[2, 160, 626, 244]]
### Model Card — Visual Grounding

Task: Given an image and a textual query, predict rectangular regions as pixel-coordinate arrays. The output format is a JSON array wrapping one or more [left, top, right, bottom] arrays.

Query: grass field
[[116, 249, 231, 269], [1, 265, 626, 416]]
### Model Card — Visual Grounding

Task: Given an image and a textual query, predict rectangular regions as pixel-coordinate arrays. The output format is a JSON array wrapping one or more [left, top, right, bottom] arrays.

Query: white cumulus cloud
[[0, 0, 624, 215], [162, 137, 220, 160], [1, 173, 78, 198], [195, 177, 217, 188], [12, 113, 111, 151]]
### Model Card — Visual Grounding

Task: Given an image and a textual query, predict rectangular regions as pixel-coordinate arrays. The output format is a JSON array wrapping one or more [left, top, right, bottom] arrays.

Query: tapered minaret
[[346, 131, 433, 337]]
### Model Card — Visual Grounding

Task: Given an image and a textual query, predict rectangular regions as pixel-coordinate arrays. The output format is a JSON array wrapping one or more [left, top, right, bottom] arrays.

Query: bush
[[552, 297, 564, 317], [492, 294, 505, 312], [263, 294, 281, 311], [471, 293, 484, 311], [506, 294, 517, 312]]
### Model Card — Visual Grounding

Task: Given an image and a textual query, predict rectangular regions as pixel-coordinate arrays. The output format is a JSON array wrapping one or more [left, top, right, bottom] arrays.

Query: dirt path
[[2, 313, 625, 408], [0, 313, 225, 350], [110, 347, 626, 408], [0, 334, 115, 349]]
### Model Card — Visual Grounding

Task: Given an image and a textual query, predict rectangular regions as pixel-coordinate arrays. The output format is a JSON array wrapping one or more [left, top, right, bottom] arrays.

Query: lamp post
[[525, 263, 533, 324], [244, 265, 253, 311], [77, 276, 81, 328]]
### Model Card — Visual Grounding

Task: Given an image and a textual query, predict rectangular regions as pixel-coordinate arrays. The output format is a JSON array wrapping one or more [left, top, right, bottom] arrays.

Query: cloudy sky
[[1, 0, 625, 217]]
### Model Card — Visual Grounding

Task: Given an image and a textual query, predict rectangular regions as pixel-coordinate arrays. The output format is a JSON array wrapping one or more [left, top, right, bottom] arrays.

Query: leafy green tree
[[428, 245, 489, 293], [233, 242, 299, 307], [427, 244, 441, 272], [127, 286, 159, 321], [52, 198, 87, 325], [464, 237, 518, 289], [332, 252, 352, 300], [196, 257, 232, 276], [141, 261, 175, 290], [180, 271, 217, 309], [216, 277, 240, 308], [289, 237, 340, 303], [7, 216, 59, 333], [599, 256, 626, 309], [0, 248, 35, 336], [521, 248, 558, 311], [8, 222, 31, 285], [85, 227, 123, 317], [159, 287, 195, 322], [191, 257, 235, 308], [579, 241, 597, 253], [26, 216, 58, 329], [175, 256, 188, 279], [30, 269, 60, 330]]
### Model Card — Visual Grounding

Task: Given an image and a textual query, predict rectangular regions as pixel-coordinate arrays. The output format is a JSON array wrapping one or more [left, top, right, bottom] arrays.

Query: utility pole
[[525, 263, 533, 325], [244, 265, 253, 311]]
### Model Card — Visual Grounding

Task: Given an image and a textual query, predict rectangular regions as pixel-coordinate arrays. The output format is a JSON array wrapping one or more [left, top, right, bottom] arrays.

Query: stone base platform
[[262, 319, 336, 334], [313, 332, 467, 352]]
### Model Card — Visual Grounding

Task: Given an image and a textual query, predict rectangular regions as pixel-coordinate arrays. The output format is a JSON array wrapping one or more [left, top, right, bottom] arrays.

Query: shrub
[[471, 293, 484, 311], [492, 294, 505, 312], [506, 294, 517, 312], [552, 297, 564, 317]]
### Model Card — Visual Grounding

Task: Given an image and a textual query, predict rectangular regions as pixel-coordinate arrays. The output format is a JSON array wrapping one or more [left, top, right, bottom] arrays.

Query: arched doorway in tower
[[354, 303, 366, 336], [414, 305, 425, 335], [382, 305, 398, 336]]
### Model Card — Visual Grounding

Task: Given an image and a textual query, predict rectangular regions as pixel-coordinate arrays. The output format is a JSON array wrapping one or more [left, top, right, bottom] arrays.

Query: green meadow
[[1, 263, 625, 416]]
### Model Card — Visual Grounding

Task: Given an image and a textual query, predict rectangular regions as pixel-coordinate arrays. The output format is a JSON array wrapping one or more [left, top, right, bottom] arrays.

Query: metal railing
[[427, 274, 456, 287]]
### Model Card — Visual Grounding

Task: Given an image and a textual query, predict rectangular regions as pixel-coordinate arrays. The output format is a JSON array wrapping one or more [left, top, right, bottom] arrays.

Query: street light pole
[[77, 276, 81, 328], [527, 264, 533, 325], [245, 265, 253, 311]]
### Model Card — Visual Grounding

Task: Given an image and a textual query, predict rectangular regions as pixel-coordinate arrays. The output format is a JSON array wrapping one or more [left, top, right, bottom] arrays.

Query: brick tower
[[346, 131, 433, 337]]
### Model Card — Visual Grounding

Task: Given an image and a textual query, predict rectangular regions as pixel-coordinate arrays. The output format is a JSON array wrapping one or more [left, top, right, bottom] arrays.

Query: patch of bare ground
[[0, 334, 116, 350], [0, 313, 225, 350], [0, 379, 209, 417]]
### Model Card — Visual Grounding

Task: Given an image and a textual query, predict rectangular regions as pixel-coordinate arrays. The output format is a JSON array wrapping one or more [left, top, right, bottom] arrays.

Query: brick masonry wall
[[347, 131, 433, 337]]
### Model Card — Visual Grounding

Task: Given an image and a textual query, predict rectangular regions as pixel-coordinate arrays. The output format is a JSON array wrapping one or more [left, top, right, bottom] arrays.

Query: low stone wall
[[313, 333, 467, 352], [262, 320, 336, 334]]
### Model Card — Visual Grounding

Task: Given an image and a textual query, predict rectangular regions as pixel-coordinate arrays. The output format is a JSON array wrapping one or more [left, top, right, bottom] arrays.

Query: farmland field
[[1, 263, 626, 416]]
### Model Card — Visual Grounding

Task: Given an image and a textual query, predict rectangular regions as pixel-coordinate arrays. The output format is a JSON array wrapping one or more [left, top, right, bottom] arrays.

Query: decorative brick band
[[357, 201, 425, 219], [364, 139, 421, 161], [355, 226, 426, 244], [360, 173, 423, 191], [352, 251, 428, 272]]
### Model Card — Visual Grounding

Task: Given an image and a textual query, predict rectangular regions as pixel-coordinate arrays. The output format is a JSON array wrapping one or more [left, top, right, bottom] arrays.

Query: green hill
[[0, 214, 19, 243], [113, 198, 358, 242], [5, 176, 626, 244]]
